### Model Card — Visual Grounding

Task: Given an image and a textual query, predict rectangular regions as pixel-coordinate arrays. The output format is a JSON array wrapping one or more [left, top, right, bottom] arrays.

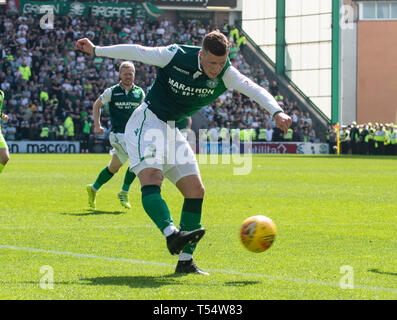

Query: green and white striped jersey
[[96, 44, 283, 123], [100, 83, 144, 133], [145, 44, 230, 122]]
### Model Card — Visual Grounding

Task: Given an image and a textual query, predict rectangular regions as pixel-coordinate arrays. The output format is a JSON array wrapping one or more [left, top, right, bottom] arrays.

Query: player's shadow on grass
[[224, 280, 261, 286], [80, 275, 180, 288], [60, 209, 125, 216], [368, 268, 397, 276]]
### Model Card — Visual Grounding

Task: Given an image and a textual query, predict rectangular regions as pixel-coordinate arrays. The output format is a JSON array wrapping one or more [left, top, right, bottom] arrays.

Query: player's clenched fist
[[274, 112, 292, 134], [76, 38, 95, 55], [94, 125, 105, 135]]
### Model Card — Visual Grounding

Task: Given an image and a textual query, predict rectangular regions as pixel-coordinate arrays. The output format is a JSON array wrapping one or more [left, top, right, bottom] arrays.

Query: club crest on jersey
[[206, 79, 218, 89]]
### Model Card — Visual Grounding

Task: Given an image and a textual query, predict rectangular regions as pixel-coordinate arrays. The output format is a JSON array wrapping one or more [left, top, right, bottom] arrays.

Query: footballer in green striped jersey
[[0, 89, 10, 175], [86, 61, 144, 210], [77, 31, 292, 275]]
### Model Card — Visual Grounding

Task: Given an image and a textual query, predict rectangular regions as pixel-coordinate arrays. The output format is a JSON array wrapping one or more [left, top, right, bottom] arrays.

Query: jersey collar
[[119, 82, 134, 95], [193, 52, 203, 79]]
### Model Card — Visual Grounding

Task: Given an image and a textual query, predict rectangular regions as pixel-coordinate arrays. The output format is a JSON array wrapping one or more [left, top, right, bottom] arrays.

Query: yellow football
[[240, 215, 277, 253]]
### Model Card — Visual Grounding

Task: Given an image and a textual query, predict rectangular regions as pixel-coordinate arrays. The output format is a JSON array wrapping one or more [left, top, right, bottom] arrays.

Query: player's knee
[[186, 183, 205, 198], [108, 165, 120, 174], [195, 184, 205, 198], [176, 175, 205, 198], [108, 156, 123, 173], [138, 168, 164, 187], [0, 153, 9, 165]]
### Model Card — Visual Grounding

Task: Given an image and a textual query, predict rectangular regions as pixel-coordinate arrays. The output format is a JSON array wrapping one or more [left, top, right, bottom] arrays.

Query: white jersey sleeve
[[99, 87, 112, 105], [95, 44, 177, 68], [222, 66, 283, 117]]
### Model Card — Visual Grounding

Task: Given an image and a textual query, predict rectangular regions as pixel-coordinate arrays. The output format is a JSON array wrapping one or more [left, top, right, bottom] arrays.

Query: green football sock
[[141, 185, 174, 233], [179, 198, 203, 255], [92, 167, 114, 191], [0, 163, 4, 174], [121, 169, 136, 192]]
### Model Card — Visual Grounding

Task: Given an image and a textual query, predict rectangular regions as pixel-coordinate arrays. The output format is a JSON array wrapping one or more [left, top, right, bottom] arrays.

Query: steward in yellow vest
[[229, 26, 239, 42], [390, 125, 397, 155], [258, 128, 267, 141], [374, 124, 386, 155], [341, 127, 350, 154], [283, 128, 293, 141], [64, 115, 75, 140]]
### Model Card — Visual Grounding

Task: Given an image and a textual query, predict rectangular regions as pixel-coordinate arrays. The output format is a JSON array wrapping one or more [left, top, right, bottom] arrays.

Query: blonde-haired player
[[86, 61, 144, 209]]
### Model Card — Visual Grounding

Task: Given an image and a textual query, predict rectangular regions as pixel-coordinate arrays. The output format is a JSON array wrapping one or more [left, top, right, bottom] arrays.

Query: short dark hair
[[202, 31, 230, 56]]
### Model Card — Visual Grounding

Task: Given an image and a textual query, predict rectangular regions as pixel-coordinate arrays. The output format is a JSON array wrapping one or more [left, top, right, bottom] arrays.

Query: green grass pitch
[[0, 154, 396, 300]]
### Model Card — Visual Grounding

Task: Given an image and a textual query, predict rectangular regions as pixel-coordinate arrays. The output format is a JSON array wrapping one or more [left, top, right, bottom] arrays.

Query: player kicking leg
[[125, 105, 208, 275], [76, 31, 291, 275]]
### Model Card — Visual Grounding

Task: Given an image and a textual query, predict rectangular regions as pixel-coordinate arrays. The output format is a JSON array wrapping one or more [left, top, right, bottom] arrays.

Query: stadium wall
[[357, 20, 397, 124], [241, 0, 333, 125]]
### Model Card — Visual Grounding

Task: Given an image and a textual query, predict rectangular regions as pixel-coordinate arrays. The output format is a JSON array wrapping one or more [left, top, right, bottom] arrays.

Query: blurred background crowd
[[2, 11, 393, 155], [331, 122, 397, 156]]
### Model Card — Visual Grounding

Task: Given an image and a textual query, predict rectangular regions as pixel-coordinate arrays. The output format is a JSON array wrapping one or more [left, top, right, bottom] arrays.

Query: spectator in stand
[[349, 121, 360, 154], [341, 126, 350, 154], [259, 76, 269, 92], [81, 115, 91, 153], [308, 125, 316, 142], [5, 121, 16, 141], [359, 124, 369, 155], [237, 31, 246, 49], [265, 123, 274, 142], [269, 80, 279, 97], [290, 109, 299, 128], [229, 25, 239, 43], [274, 92, 284, 103], [304, 112, 312, 127], [292, 126, 301, 142]]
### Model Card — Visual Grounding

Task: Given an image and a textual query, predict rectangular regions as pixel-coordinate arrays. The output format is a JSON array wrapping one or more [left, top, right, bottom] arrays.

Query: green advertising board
[[19, 0, 163, 19]]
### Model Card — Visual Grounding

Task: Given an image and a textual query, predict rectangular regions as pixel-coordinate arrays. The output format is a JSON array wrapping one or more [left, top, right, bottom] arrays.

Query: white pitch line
[[0, 225, 153, 230], [0, 244, 396, 294], [0, 244, 173, 268]]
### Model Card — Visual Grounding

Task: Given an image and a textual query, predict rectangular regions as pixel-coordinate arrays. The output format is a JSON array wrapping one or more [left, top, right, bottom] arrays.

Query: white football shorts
[[124, 103, 200, 185], [109, 132, 129, 164]]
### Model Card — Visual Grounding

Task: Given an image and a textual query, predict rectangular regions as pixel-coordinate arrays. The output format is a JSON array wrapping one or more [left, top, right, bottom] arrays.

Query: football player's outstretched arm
[[92, 98, 105, 135], [76, 38, 175, 68], [223, 66, 292, 134], [93, 87, 113, 135]]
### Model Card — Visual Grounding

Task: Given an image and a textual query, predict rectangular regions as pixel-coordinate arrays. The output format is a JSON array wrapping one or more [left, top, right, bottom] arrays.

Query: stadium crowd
[[1, 11, 324, 151], [329, 122, 397, 156]]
